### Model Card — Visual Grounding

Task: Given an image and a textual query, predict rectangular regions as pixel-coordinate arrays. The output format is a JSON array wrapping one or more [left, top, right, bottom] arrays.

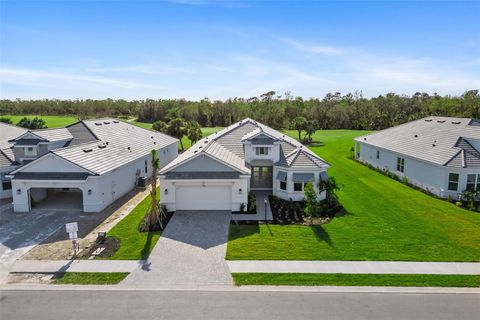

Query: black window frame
[[280, 180, 287, 190], [448, 173, 459, 191], [396, 157, 405, 173], [293, 182, 303, 192]]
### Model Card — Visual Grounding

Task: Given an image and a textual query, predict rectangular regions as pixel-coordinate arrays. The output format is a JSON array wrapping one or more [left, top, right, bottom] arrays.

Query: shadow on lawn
[[228, 222, 260, 241], [311, 225, 333, 247]]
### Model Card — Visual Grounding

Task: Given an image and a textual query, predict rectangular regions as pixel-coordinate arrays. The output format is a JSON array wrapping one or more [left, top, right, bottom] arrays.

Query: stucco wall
[[272, 166, 327, 201], [243, 141, 280, 164]]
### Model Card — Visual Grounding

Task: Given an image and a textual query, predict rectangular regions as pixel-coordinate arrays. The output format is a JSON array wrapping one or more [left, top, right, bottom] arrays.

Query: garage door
[[175, 186, 231, 210]]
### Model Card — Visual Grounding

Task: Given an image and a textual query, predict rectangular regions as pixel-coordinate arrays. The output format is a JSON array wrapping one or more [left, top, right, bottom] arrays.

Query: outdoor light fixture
[[164, 189, 168, 195], [16, 189, 21, 195], [239, 188, 242, 194], [87, 189, 92, 195]]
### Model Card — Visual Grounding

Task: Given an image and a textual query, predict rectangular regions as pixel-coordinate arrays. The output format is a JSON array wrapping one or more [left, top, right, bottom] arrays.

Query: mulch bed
[[82, 237, 120, 259]]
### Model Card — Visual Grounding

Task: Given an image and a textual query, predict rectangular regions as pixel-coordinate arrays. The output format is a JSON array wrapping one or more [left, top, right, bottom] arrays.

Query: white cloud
[[284, 39, 343, 56]]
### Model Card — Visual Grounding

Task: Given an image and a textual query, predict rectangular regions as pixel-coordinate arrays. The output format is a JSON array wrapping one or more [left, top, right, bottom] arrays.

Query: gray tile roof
[[0, 122, 27, 149], [160, 118, 329, 174], [355, 116, 480, 168], [66, 122, 99, 146], [283, 148, 330, 169], [32, 128, 73, 142], [51, 119, 178, 175], [0, 150, 13, 168]]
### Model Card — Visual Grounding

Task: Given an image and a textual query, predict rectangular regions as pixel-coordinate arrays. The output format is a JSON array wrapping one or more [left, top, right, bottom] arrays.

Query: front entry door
[[251, 166, 273, 189]]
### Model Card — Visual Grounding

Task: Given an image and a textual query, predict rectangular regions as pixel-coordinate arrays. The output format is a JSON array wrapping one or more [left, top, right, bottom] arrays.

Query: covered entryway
[[251, 166, 273, 189], [30, 187, 83, 211], [175, 185, 231, 210]]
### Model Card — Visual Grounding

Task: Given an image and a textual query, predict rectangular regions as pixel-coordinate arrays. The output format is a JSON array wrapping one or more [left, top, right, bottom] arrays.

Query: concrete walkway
[[10, 260, 142, 273], [227, 261, 480, 275], [231, 190, 273, 221], [122, 210, 233, 287]]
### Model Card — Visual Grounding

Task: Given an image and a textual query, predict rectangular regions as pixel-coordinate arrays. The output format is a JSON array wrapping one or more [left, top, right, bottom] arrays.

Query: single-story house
[[6, 119, 178, 212], [355, 116, 480, 198], [159, 118, 330, 211]]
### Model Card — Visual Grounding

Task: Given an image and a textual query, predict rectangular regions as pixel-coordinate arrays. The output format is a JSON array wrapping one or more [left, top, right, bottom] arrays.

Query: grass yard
[[2, 115, 78, 128], [52, 272, 129, 285], [232, 273, 480, 287], [227, 130, 480, 262], [106, 189, 160, 260]]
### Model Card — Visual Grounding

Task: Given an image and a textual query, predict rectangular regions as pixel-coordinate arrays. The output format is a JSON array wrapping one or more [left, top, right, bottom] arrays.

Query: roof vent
[[414, 134, 418, 138], [452, 121, 461, 124], [425, 119, 432, 122], [199, 146, 203, 149], [95, 122, 102, 126], [153, 141, 156, 145], [113, 120, 119, 123], [83, 148, 93, 153], [432, 140, 437, 147], [437, 120, 445, 123], [103, 121, 110, 124], [127, 147, 131, 151], [204, 140, 208, 144], [98, 144, 107, 149], [194, 150, 198, 153], [151, 136, 154, 139], [106, 141, 109, 145]]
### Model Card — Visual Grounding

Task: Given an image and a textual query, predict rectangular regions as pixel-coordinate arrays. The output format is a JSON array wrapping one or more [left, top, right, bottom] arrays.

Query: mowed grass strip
[[227, 130, 480, 262], [52, 272, 129, 285], [2, 115, 78, 128], [232, 273, 480, 287], [106, 189, 160, 260]]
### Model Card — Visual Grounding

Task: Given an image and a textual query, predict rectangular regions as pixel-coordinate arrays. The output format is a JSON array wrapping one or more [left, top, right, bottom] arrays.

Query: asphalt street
[[1, 290, 478, 320]]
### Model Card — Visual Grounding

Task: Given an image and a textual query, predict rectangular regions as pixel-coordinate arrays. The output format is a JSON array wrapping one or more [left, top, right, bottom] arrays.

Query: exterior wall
[[171, 155, 235, 172], [0, 166, 18, 199], [159, 176, 249, 212], [243, 141, 280, 164], [157, 142, 178, 170], [356, 141, 478, 198], [272, 166, 327, 201]]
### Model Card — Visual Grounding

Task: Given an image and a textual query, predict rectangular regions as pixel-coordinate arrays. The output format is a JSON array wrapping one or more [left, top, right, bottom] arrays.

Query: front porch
[[231, 190, 273, 221]]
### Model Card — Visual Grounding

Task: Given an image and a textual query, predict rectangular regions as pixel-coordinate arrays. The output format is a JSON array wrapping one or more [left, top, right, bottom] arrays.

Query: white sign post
[[66, 222, 79, 257]]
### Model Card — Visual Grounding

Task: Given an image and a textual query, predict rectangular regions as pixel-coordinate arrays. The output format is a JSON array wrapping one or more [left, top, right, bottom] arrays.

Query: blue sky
[[1, 1, 479, 100]]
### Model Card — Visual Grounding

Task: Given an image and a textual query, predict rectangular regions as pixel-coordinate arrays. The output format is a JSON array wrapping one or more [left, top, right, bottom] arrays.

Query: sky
[[0, 0, 479, 100]]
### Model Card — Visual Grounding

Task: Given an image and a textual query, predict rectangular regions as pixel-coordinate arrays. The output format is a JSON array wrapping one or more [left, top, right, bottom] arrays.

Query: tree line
[[1, 90, 478, 131]]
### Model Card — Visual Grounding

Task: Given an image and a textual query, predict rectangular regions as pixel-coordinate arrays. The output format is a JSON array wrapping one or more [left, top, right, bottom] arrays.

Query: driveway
[[123, 210, 233, 287], [0, 207, 83, 283]]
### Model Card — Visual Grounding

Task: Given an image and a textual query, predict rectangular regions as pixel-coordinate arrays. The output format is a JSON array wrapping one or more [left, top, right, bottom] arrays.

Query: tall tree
[[167, 118, 186, 150], [152, 120, 168, 133], [186, 121, 202, 145], [292, 116, 307, 141]]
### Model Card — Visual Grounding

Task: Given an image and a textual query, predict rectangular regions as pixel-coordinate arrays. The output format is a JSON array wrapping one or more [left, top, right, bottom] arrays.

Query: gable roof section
[[65, 121, 99, 146], [160, 138, 250, 175], [356, 117, 480, 167], [282, 148, 330, 169]]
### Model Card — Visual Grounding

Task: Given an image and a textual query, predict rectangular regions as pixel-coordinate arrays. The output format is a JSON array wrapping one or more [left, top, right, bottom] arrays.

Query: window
[[376, 150, 380, 159], [293, 182, 303, 192], [280, 181, 287, 190], [144, 159, 148, 174], [448, 173, 459, 191], [24, 146, 37, 156], [255, 147, 268, 155], [466, 174, 480, 191], [1, 173, 11, 190], [396, 157, 405, 173]]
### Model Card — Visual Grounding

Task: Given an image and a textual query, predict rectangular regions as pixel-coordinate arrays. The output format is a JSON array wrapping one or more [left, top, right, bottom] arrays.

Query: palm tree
[[318, 176, 340, 206], [139, 150, 167, 231]]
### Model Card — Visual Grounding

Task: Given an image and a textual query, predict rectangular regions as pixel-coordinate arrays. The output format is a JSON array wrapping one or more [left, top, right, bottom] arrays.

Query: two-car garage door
[[175, 186, 232, 210]]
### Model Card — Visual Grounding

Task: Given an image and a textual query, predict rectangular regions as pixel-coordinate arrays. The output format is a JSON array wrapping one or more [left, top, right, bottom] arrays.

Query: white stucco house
[[0, 122, 27, 199], [355, 116, 480, 199], [3, 119, 178, 212], [159, 118, 330, 212]]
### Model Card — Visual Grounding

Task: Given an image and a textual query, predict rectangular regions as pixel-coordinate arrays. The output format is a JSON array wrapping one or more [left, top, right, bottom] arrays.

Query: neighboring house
[[355, 116, 480, 199], [159, 118, 329, 211], [0, 122, 27, 199], [6, 119, 178, 212]]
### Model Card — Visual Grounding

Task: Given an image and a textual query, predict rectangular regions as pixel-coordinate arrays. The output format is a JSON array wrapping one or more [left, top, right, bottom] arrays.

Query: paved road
[[123, 210, 232, 286], [1, 290, 478, 320]]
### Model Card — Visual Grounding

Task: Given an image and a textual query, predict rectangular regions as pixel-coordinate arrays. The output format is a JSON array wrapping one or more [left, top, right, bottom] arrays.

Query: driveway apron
[[122, 210, 233, 287]]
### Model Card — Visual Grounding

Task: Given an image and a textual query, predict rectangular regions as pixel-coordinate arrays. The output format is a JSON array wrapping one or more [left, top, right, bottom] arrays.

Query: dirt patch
[[81, 237, 120, 259], [21, 187, 151, 260], [8, 273, 54, 284]]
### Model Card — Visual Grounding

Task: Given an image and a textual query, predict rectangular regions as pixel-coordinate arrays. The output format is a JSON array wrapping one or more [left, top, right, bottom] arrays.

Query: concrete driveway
[[0, 207, 83, 283], [123, 210, 233, 287]]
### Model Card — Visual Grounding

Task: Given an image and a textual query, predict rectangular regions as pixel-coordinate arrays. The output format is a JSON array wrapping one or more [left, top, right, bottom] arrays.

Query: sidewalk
[[10, 260, 143, 273], [227, 261, 480, 275]]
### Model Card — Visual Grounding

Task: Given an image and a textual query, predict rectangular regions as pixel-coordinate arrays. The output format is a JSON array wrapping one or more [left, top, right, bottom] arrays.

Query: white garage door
[[175, 186, 232, 210]]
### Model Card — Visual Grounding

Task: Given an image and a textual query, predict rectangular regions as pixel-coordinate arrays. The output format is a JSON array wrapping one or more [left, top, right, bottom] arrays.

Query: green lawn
[[52, 272, 129, 285], [106, 190, 160, 260], [232, 273, 480, 287], [2, 115, 78, 128], [227, 130, 480, 262]]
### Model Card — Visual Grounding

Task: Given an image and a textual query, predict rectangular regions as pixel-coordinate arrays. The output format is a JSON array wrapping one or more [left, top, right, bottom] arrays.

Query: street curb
[[1, 284, 479, 294]]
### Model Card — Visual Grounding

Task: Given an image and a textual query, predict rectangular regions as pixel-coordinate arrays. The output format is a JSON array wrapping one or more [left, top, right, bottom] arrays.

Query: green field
[[227, 130, 480, 262], [52, 272, 129, 285], [2, 115, 78, 128], [232, 273, 480, 287], [106, 189, 160, 260]]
